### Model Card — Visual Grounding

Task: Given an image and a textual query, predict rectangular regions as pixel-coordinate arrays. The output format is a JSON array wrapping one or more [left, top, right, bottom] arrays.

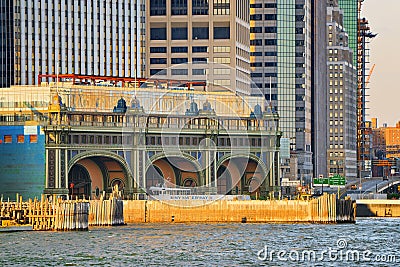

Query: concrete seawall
[[124, 195, 355, 223], [356, 199, 400, 217]]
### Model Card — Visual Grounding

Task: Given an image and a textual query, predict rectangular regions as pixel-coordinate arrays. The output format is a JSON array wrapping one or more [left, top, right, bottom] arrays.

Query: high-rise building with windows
[[0, 0, 145, 88], [326, 0, 357, 178], [337, 0, 357, 66], [250, 0, 313, 183], [311, 0, 328, 179], [146, 0, 251, 95]]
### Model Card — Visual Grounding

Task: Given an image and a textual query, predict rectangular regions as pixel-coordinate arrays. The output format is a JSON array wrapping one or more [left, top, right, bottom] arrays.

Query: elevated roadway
[[339, 176, 400, 198]]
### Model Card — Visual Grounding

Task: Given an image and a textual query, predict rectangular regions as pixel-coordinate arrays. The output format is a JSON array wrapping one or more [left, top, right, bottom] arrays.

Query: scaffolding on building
[[357, 0, 377, 176]]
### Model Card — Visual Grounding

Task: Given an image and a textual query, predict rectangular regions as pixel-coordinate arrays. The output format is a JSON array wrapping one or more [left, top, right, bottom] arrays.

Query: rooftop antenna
[[134, 66, 137, 98], [269, 76, 272, 106]]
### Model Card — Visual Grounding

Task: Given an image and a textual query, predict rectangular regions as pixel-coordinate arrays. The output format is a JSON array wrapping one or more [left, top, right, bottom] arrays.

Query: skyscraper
[[338, 0, 357, 66], [311, 0, 328, 178], [0, 0, 145, 88], [250, 0, 313, 182], [326, 0, 357, 178], [145, 0, 251, 95]]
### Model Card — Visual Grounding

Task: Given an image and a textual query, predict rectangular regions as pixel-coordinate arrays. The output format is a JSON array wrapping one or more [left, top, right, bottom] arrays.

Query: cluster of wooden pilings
[[54, 200, 89, 231], [0, 195, 30, 226], [89, 197, 124, 226], [0, 194, 124, 231], [336, 197, 357, 223]]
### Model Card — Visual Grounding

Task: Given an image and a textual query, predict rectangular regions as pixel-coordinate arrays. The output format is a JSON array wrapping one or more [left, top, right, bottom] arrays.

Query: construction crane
[[366, 63, 376, 86]]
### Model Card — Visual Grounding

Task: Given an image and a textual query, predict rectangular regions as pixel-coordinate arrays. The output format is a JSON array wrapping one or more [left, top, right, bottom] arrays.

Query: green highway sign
[[313, 178, 329, 185], [329, 175, 346, 186], [313, 175, 346, 186]]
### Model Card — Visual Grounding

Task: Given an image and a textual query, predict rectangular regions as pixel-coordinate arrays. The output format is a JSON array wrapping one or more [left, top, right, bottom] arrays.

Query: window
[[30, 135, 38, 143], [150, 47, 167, 53], [214, 27, 229, 39], [171, 0, 187, 15], [213, 46, 230, 53], [265, 3, 277, 8], [250, 39, 262, 46], [192, 0, 208, 15], [172, 27, 188, 40], [250, 27, 262, 33], [150, 0, 166, 15], [150, 58, 167, 64], [192, 57, 208, 63], [214, 79, 230, 86], [264, 27, 277, 33], [171, 46, 188, 53], [265, 39, 277, 45], [265, 94, 278, 101], [4, 135, 12, 143], [250, 52, 262, 56], [192, 27, 209, 39], [150, 28, 166, 40], [192, 46, 208, 53], [171, 58, 188, 64], [250, 62, 262, 67], [250, 14, 262, 20], [249, 3, 261, 8], [265, 51, 277, 56], [213, 0, 230, 15], [264, 14, 277, 20], [150, 69, 166, 75], [192, 69, 206, 75], [17, 135, 25, 143], [171, 69, 188, 75], [213, 68, 230, 75], [264, 62, 277, 67], [214, 57, 230, 64]]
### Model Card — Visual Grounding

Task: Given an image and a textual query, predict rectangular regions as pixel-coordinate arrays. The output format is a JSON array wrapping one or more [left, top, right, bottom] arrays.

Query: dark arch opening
[[145, 156, 201, 190], [217, 165, 232, 194], [68, 155, 130, 199], [146, 165, 164, 188], [69, 164, 91, 199], [216, 157, 266, 196]]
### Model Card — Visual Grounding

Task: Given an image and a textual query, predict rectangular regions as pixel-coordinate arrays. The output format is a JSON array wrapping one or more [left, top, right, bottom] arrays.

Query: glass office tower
[[250, 0, 313, 183], [338, 0, 358, 66]]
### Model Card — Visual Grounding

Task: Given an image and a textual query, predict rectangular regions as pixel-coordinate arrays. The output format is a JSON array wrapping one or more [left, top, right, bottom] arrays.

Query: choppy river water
[[0, 218, 399, 266]]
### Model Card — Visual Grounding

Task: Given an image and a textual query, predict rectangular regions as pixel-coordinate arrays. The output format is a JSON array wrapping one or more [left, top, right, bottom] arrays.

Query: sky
[[362, 0, 400, 127]]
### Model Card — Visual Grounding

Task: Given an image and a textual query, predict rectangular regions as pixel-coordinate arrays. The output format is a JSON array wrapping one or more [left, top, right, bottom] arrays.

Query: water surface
[[1, 218, 399, 266]]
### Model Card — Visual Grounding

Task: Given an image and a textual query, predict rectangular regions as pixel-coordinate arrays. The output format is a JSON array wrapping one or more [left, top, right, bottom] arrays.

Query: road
[[338, 176, 400, 198]]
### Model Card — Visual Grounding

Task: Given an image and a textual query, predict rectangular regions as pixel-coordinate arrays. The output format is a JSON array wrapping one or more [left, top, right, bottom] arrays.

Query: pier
[[1, 193, 355, 230], [123, 194, 355, 224]]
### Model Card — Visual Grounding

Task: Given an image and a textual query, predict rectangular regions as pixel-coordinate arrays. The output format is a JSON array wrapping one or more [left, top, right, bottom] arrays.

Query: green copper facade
[[338, 0, 358, 66]]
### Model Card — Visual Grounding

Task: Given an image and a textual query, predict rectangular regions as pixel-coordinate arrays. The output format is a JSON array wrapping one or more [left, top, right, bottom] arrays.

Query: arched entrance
[[69, 164, 91, 198], [68, 153, 131, 199], [216, 156, 267, 196], [145, 156, 202, 190]]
